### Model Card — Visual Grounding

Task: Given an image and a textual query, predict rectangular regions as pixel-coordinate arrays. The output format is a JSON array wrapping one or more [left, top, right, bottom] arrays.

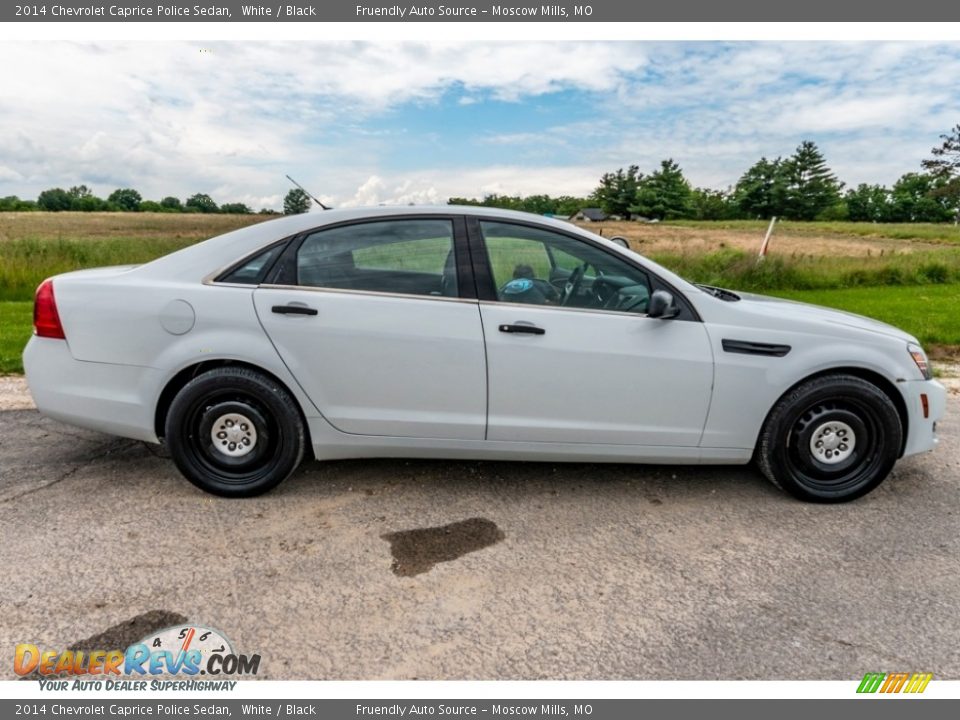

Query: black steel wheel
[[757, 374, 902, 502], [165, 367, 305, 497]]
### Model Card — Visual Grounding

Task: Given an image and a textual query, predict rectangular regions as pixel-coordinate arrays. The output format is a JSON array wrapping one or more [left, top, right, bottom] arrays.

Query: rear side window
[[296, 219, 457, 298], [218, 243, 285, 284]]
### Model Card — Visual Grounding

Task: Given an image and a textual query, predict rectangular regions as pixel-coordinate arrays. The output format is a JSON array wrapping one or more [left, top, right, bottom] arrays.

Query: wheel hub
[[809, 420, 855, 465], [210, 412, 257, 457]]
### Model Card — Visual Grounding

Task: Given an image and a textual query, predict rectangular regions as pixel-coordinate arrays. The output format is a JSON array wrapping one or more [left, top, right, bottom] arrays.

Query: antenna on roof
[[286, 175, 331, 210]]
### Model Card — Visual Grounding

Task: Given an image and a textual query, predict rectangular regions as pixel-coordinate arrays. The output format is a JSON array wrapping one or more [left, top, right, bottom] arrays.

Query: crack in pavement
[[0, 465, 81, 504], [0, 439, 144, 504]]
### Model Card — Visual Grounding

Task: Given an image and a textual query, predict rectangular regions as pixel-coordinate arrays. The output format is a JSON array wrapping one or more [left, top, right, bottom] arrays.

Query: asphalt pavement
[[1, 385, 958, 680]]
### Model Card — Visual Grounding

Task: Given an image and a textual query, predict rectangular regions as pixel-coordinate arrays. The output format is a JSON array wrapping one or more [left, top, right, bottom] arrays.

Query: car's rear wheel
[[756, 374, 902, 503], [165, 367, 305, 497]]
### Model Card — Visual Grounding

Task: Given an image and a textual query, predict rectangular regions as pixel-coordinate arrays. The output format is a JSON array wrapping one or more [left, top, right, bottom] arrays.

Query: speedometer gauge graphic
[[138, 624, 234, 671]]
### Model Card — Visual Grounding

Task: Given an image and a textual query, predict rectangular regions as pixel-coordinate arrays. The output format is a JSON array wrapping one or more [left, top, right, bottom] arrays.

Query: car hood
[[732, 290, 917, 344]]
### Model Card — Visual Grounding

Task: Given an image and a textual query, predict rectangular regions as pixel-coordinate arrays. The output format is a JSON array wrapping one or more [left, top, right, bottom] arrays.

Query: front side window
[[481, 221, 651, 313], [296, 219, 457, 298]]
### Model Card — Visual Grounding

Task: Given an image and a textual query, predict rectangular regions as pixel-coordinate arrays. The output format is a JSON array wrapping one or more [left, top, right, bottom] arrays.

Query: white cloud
[[0, 41, 956, 206]]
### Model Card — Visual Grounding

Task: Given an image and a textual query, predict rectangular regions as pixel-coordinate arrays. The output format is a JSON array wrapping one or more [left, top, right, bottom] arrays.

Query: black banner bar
[[2, 699, 959, 719], [5, 0, 960, 22]]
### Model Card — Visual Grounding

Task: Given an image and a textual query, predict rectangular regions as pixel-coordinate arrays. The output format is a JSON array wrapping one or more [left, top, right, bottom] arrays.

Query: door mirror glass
[[647, 290, 680, 319]]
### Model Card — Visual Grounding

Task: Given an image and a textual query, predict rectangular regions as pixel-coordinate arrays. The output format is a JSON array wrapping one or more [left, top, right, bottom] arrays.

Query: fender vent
[[722, 339, 791, 357]]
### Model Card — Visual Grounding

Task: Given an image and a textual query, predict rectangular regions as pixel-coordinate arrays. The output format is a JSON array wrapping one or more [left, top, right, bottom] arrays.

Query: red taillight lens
[[34, 279, 65, 339]]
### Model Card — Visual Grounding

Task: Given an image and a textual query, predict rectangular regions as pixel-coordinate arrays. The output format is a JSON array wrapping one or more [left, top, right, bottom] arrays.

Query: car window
[[218, 243, 285, 284], [296, 219, 457, 298], [480, 221, 651, 314]]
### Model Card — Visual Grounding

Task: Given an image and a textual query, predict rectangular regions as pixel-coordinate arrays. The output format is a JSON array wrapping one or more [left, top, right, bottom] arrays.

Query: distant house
[[569, 207, 608, 222]]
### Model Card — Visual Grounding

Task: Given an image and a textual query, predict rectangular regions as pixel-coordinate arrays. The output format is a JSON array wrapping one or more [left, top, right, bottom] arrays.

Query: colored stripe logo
[[857, 672, 932, 694]]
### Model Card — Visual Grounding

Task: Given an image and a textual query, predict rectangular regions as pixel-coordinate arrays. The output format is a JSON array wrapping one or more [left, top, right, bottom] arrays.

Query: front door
[[474, 220, 714, 446]]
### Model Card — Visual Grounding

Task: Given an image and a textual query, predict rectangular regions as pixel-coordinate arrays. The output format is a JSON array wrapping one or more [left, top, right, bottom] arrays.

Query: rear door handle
[[272, 304, 318, 316], [498, 323, 545, 335]]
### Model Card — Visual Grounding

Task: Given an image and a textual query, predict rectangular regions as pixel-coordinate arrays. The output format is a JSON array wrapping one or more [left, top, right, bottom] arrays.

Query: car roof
[[135, 205, 696, 296]]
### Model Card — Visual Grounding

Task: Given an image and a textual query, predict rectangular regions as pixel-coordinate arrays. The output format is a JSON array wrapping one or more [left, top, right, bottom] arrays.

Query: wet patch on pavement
[[381, 517, 505, 577]]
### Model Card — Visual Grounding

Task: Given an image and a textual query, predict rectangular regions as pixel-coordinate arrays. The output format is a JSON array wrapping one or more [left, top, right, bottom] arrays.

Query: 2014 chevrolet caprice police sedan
[[23, 206, 945, 502]]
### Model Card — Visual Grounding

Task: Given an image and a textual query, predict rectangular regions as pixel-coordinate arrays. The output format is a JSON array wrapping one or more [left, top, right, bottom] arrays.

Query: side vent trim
[[722, 339, 791, 357]]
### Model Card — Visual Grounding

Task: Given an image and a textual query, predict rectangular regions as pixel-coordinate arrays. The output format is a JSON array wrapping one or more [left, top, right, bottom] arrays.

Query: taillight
[[34, 279, 65, 339]]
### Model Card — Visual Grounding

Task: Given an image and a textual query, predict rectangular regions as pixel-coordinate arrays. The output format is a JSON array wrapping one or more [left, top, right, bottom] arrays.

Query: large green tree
[[591, 165, 641, 217], [921, 124, 960, 221], [68, 185, 107, 211], [690, 187, 735, 220], [888, 173, 954, 223], [631, 159, 693, 220], [185, 193, 219, 214], [733, 157, 787, 219], [781, 141, 842, 220], [845, 184, 890, 223], [37, 188, 73, 212], [160, 196, 183, 211], [283, 188, 311, 215], [108, 188, 143, 212]]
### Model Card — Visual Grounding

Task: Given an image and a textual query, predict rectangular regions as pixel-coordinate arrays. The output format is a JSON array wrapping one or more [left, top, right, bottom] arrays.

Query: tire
[[756, 374, 902, 503], [165, 367, 305, 497]]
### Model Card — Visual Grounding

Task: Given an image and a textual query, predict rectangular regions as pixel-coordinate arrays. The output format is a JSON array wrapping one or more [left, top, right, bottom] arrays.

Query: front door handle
[[498, 323, 545, 335], [272, 304, 318, 316]]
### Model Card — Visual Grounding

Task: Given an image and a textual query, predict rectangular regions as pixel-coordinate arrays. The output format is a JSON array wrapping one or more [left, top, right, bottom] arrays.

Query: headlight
[[908, 342, 932, 380]]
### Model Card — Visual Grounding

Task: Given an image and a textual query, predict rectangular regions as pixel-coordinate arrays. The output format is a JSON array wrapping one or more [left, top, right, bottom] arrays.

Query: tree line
[[453, 126, 960, 223], [4, 126, 958, 222], [0, 186, 316, 216]]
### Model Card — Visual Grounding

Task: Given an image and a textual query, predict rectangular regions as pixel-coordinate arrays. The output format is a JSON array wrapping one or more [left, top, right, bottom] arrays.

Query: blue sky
[[0, 42, 957, 209]]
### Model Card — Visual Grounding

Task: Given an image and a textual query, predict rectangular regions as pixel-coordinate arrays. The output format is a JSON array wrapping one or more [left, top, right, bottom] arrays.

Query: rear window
[[217, 243, 286, 284]]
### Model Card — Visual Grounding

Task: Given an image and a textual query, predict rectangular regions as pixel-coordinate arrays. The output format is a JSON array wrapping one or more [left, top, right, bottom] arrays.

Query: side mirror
[[647, 290, 680, 319], [609, 236, 630, 249]]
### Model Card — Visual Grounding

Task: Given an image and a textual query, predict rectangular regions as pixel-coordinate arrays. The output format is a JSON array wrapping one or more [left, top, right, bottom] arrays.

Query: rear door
[[253, 216, 488, 440], [471, 219, 714, 447]]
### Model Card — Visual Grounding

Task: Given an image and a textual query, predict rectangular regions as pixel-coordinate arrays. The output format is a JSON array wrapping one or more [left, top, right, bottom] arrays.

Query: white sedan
[[24, 206, 945, 502]]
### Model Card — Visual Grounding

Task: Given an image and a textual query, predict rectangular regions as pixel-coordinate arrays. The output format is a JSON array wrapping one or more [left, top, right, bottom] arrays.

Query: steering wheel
[[561, 263, 589, 306]]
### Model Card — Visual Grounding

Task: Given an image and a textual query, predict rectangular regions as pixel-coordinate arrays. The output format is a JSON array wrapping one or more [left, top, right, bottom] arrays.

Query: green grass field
[[0, 211, 266, 301], [1, 213, 958, 374], [0, 302, 32, 374], [769, 284, 960, 348]]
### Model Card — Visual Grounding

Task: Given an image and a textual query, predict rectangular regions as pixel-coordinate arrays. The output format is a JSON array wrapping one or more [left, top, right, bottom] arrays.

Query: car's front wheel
[[165, 367, 305, 497], [757, 374, 902, 502]]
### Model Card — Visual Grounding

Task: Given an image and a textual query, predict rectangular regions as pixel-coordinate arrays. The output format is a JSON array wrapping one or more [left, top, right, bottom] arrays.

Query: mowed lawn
[[769, 284, 960, 350], [0, 302, 32, 374]]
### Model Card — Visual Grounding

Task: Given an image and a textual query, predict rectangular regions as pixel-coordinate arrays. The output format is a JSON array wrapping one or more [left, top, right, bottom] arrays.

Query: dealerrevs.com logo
[[15, 625, 260, 688]]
